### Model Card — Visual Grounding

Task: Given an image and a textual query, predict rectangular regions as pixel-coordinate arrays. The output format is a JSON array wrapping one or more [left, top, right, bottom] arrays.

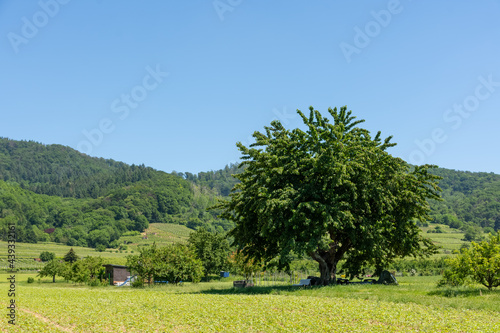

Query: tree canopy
[[39, 251, 55, 262], [37, 259, 65, 283], [126, 243, 204, 285], [188, 228, 230, 278], [218, 106, 441, 284]]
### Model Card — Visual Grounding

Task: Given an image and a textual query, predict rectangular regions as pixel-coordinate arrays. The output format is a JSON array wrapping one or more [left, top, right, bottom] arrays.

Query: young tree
[[37, 259, 65, 283], [66, 260, 88, 284], [154, 243, 204, 284], [217, 106, 440, 285], [228, 251, 262, 282], [188, 228, 230, 278], [63, 248, 78, 263], [82, 256, 105, 283], [440, 231, 500, 290], [126, 244, 158, 285]]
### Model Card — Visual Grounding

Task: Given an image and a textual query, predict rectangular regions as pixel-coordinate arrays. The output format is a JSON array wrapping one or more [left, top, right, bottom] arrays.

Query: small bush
[[131, 279, 144, 288], [109, 240, 120, 248], [122, 231, 141, 236], [88, 279, 108, 287], [96, 244, 106, 252], [27, 277, 35, 283], [39, 251, 56, 262]]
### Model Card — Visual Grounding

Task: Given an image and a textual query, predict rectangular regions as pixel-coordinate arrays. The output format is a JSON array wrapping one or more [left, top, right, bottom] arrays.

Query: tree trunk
[[310, 251, 338, 285], [52, 274, 55, 283], [310, 238, 351, 285]]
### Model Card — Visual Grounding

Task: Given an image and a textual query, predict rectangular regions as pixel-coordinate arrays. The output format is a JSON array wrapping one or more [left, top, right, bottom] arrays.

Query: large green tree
[[218, 106, 440, 285]]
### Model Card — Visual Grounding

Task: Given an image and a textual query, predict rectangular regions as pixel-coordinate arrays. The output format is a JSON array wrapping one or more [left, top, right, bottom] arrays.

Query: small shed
[[103, 264, 131, 286]]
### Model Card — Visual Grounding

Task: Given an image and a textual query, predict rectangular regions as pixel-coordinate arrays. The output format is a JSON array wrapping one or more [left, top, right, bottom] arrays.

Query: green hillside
[[0, 138, 231, 249], [428, 168, 500, 233]]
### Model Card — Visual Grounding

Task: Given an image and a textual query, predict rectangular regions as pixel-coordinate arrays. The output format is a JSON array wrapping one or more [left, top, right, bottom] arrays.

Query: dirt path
[[19, 308, 74, 333]]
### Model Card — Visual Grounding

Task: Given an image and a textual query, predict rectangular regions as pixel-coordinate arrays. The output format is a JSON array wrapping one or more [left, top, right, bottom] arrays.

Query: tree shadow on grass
[[428, 287, 499, 298], [194, 285, 322, 295]]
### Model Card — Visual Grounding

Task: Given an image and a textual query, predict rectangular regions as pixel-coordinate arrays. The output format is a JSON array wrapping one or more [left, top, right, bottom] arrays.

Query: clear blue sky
[[1, 0, 500, 174]]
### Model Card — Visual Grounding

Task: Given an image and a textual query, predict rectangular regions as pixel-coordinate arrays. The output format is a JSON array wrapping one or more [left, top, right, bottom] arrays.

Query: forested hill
[[427, 168, 500, 233], [181, 163, 500, 234], [0, 138, 231, 247], [0, 138, 158, 198]]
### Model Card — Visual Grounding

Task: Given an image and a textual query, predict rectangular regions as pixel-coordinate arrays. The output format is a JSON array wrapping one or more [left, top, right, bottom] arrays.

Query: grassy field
[[420, 224, 467, 257], [1, 273, 499, 332], [118, 223, 193, 252]]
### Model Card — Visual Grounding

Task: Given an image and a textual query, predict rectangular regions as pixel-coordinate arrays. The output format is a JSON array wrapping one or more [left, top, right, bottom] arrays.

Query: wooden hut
[[103, 264, 131, 286]]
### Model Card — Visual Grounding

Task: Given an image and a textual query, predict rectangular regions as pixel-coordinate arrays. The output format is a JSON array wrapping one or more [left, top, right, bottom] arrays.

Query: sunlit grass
[[1, 275, 499, 332]]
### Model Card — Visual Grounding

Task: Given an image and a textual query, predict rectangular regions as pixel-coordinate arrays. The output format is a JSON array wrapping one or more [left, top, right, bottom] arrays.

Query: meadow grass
[[1, 273, 499, 332]]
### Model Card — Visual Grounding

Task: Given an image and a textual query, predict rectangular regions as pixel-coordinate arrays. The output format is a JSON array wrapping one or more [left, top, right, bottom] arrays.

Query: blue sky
[[1, 0, 499, 174]]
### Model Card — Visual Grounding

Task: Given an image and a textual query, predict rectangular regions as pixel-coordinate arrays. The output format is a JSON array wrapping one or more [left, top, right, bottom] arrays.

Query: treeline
[[2, 136, 499, 248], [173, 163, 243, 197]]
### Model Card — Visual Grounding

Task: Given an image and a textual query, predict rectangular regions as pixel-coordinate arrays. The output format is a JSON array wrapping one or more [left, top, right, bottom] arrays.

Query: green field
[[420, 224, 467, 256], [1, 274, 499, 332], [119, 223, 193, 252]]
